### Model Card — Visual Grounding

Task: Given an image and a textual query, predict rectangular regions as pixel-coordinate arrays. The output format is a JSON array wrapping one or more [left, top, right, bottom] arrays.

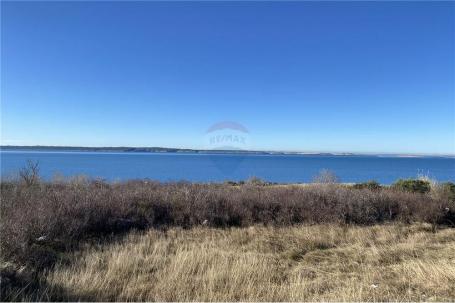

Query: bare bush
[[312, 169, 339, 184], [245, 176, 267, 186], [18, 160, 40, 186]]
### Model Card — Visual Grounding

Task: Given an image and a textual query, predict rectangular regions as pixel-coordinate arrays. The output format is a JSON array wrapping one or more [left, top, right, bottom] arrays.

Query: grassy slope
[[32, 224, 455, 301]]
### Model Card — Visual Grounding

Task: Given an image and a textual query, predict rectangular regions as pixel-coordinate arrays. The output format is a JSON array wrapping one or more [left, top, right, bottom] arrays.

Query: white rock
[[36, 236, 47, 242], [370, 284, 379, 289]]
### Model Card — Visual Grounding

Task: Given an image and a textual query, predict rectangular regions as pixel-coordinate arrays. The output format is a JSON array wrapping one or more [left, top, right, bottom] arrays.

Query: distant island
[[0, 145, 353, 156], [1, 145, 453, 158]]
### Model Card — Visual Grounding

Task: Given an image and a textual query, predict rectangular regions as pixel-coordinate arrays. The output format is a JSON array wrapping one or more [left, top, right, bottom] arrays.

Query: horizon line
[[1, 144, 454, 157]]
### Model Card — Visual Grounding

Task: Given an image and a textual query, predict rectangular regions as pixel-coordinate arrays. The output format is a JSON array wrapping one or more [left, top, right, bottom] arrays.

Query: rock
[[370, 284, 379, 289], [36, 236, 47, 243]]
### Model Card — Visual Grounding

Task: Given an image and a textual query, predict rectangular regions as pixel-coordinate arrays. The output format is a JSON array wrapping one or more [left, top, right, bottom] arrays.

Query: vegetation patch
[[1, 166, 454, 300], [392, 179, 431, 194]]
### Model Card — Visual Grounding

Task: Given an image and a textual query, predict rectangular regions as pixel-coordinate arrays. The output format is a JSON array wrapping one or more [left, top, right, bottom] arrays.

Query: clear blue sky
[[1, 1, 454, 154]]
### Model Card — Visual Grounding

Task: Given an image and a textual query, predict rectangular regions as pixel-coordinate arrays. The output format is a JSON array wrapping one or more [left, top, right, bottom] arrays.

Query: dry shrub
[[312, 169, 340, 184], [1, 178, 453, 273], [1, 175, 455, 301]]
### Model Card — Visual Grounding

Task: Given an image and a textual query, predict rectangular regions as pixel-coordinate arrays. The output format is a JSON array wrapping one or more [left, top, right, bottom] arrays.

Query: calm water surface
[[1, 151, 454, 184]]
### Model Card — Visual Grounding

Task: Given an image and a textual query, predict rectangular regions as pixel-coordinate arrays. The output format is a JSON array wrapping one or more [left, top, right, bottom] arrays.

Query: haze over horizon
[[1, 144, 454, 157], [2, 1, 454, 155]]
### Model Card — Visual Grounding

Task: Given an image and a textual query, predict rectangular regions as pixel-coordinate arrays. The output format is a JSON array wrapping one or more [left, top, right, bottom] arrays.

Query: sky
[[1, 1, 454, 155]]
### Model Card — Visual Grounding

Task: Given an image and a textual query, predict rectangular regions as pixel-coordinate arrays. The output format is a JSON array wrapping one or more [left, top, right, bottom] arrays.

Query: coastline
[[1, 145, 454, 158]]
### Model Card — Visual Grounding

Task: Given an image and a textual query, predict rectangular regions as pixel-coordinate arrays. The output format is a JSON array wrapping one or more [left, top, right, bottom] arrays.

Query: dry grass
[[31, 224, 455, 301]]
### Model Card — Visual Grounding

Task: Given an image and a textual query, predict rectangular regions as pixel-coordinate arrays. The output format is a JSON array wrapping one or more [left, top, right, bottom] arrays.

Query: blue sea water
[[1, 151, 454, 184]]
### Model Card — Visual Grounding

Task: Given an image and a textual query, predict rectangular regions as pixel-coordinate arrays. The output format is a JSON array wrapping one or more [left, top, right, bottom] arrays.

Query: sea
[[1, 150, 454, 184]]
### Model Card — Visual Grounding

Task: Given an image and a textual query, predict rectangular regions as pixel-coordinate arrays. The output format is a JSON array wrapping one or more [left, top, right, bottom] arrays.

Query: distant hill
[[0, 145, 355, 156], [1, 145, 453, 158]]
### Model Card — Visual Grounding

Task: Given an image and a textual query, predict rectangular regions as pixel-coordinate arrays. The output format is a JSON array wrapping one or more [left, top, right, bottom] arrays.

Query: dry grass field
[[30, 224, 455, 301]]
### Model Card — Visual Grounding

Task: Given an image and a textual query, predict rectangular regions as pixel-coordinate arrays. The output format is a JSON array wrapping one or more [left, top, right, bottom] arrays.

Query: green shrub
[[440, 182, 455, 202], [393, 179, 431, 194], [353, 180, 381, 191]]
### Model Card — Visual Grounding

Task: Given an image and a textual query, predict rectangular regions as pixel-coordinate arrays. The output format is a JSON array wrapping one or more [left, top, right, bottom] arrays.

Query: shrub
[[18, 160, 40, 186], [353, 180, 382, 191], [0, 177, 452, 284], [392, 179, 431, 194], [312, 169, 339, 184], [224, 180, 238, 186], [246, 176, 267, 186], [441, 182, 455, 202]]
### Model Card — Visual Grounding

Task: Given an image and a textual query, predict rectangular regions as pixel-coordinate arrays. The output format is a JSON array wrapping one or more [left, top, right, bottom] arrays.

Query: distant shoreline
[[1, 145, 454, 158]]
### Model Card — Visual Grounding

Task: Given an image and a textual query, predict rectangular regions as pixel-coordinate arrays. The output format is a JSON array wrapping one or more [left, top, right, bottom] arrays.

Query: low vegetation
[[392, 179, 432, 194], [1, 165, 454, 300], [4, 224, 455, 301], [352, 180, 382, 191]]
